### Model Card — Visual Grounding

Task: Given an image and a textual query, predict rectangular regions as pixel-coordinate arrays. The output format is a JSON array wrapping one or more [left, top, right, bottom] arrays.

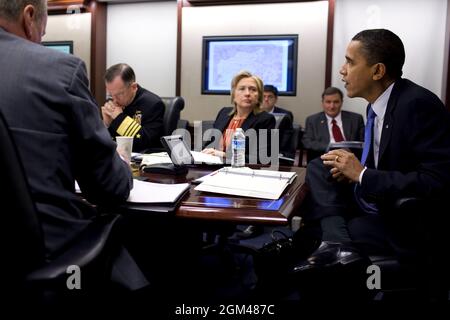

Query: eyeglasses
[[108, 82, 134, 99]]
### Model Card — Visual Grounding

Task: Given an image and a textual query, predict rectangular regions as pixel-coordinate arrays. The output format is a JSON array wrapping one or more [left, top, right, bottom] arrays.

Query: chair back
[[0, 111, 45, 281], [161, 97, 185, 136]]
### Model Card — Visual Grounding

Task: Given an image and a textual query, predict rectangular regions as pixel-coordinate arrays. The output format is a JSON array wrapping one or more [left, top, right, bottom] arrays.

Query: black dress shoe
[[292, 241, 363, 272], [236, 225, 264, 239]]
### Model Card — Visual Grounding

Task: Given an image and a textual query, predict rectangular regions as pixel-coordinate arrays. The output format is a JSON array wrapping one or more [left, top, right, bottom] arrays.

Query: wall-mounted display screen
[[202, 35, 298, 96], [42, 41, 73, 54]]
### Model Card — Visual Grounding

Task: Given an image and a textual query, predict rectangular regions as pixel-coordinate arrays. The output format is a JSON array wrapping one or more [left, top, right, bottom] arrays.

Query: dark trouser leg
[[301, 158, 357, 242]]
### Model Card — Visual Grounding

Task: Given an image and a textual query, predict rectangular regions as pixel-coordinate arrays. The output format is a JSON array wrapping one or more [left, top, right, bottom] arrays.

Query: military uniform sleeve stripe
[[126, 122, 141, 137], [117, 116, 142, 137]]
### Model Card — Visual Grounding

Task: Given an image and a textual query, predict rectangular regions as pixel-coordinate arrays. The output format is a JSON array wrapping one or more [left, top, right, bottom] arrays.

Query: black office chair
[[0, 111, 124, 304], [279, 123, 302, 166], [161, 96, 185, 136], [290, 197, 450, 301], [144, 96, 186, 153], [368, 197, 450, 301]]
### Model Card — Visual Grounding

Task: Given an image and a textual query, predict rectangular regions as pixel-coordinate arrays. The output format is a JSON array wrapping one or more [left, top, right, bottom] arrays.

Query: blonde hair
[[229, 70, 264, 115]]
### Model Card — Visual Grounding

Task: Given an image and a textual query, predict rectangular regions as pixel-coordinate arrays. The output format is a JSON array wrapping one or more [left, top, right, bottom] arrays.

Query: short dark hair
[[263, 85, 278, 97], [104, 63, 136, 85], [322, 86, 343, 100], [352, 29, 405, 79], [0, 0, 47, 22]]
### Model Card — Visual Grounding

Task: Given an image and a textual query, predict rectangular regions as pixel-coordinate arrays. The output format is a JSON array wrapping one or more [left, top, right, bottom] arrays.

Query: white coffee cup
[[116, 136, 133, 163]]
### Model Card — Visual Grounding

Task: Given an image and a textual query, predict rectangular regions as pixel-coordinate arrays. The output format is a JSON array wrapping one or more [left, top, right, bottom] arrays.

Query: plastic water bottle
[[231, 128, 246, 167]]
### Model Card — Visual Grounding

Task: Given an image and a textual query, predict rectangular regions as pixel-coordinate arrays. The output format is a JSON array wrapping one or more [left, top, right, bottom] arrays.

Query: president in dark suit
[[294, 29, 450, 299], [301, 86, 364, 161]]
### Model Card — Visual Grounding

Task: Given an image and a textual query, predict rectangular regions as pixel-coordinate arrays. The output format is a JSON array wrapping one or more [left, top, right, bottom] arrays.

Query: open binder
[[194, 167, 297, 200]]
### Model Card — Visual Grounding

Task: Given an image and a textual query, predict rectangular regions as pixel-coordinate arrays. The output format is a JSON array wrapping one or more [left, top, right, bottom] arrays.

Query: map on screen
[[209, 40, 289, 91], [202, 35, 298, 95]]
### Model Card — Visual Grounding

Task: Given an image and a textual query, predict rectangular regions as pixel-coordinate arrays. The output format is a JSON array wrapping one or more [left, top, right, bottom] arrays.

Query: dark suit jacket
[[302, 110, 364, 161], [272, 106, 295, 158], [0, 27, 132, 256], [361, 79, 450, 208], [273, 106, 294, 123], [206, 107, 275, 164]]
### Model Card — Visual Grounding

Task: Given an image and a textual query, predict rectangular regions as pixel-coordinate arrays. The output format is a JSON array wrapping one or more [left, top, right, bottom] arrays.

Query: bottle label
[[232, 139, 245, 149], [232, 138, 245, 167]]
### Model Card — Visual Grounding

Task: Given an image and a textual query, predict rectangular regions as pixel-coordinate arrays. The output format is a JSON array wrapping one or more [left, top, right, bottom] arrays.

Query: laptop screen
[[160, 135, 194, 166]]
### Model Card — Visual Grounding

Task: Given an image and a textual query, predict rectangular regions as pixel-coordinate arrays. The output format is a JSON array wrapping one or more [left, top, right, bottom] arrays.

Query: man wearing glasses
[[101, 63, 165, 152]]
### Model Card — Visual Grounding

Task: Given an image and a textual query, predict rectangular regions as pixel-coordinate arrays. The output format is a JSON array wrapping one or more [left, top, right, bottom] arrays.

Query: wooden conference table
[[138, 165, 308, 226]]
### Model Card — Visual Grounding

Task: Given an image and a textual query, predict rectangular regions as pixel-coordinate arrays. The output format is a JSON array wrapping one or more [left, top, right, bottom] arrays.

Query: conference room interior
[[10, 0, 450, 308]]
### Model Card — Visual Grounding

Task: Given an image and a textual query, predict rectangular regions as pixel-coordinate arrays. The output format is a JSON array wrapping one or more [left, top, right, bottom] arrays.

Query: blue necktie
[[361, 105, 376, 166], [355, 105, 378, 214]]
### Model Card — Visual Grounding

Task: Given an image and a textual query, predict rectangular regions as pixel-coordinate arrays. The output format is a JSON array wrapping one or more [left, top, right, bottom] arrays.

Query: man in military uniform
[[101, 63, 165, 152]]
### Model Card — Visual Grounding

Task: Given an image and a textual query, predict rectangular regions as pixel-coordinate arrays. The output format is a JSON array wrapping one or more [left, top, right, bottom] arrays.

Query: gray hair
[[0, 0, 47, 22], [105, 63, 136, 86]]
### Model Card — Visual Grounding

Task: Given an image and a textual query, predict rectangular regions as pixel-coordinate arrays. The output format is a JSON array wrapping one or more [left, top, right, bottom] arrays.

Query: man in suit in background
[[0, 0, 148, 291], [101, 63, 165, 152], [301, 87, 364, 162], [294, 29, 450, 300], [261, 84, 294, 122], [261, 84, 296, 159]]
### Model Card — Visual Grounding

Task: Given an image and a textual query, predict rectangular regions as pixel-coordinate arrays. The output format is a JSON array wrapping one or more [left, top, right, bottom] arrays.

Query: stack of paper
[[127, 179, 189, 204], [75, 179, 189, 205], [195, 167, 297, 200]]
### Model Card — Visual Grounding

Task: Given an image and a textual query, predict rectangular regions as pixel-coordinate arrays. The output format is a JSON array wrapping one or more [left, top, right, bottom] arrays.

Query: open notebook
[[195, 167, 297, 200]]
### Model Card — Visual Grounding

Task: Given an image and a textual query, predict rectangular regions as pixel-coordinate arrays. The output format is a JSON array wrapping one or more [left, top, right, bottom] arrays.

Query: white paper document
[[141, 152, 172, 166], [194, 167, 297, 200], [128, 179, 189, 204], [190, 151, 223, 164], [75, 180, 189, 204]]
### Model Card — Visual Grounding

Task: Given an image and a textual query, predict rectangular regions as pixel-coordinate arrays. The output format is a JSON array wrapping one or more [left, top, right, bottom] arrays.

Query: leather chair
[[368, 197, 450, 301], [292, 197, 450, 301], [0, 111, 124, 304], [160, 96, 185, 136], [144, 96, 185, 153], [279, 123, 303, 166]]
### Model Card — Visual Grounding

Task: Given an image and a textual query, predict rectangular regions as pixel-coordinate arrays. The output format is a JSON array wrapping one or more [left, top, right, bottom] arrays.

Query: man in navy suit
[[261, 85, 296, 159], [294, 29, 450, 299], [262, 85, 294, 122], [302, 87, 364, 162]]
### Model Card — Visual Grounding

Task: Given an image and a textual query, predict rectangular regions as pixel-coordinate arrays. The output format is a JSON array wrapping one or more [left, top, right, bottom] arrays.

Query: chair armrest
[[278, 155, 295, 166], [394, 197, 424, 210], [26, 214, 122, 283]]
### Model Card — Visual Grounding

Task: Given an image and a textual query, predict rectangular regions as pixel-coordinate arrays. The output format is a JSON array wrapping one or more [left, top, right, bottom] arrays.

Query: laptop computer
[[160, 134, 223, 166]]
